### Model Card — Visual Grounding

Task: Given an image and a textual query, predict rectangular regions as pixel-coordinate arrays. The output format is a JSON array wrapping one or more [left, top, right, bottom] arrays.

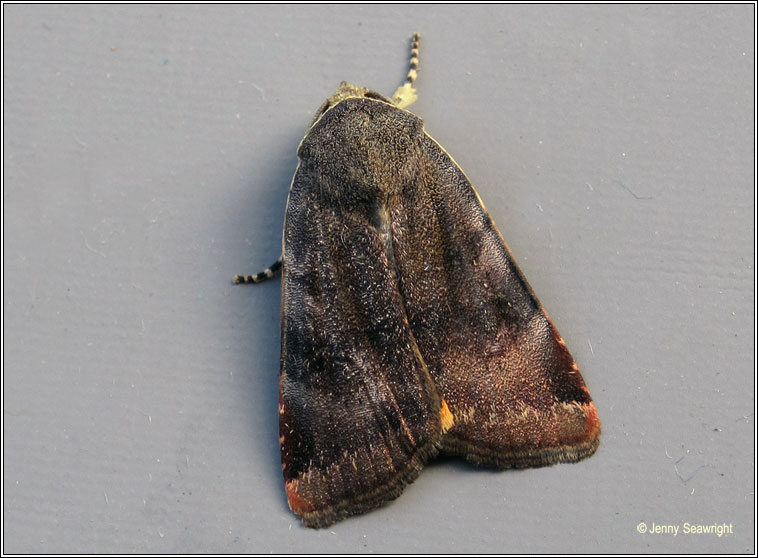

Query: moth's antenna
[[391, 33, 421, 109], [233, 257, 282, 284], [404, 33, 421, 89]]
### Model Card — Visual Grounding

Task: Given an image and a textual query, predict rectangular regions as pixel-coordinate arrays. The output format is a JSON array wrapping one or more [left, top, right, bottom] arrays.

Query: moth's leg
[[233, 256, 282, 284]]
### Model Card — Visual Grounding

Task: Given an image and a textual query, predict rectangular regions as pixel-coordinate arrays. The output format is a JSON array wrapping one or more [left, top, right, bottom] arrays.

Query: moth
[[235, 33, 600, 528]]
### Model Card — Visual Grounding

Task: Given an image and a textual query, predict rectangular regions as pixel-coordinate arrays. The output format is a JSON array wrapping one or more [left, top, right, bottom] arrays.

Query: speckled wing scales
[[388, 131, 601, 469], [279, 112, 448, 527], [279, 87, 599, 529]]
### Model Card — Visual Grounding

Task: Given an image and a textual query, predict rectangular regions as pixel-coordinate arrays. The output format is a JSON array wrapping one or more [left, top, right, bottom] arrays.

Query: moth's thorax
[[298, 94, 424, 198], [309, 82, 393, 127], [324, 82, 371, 109]]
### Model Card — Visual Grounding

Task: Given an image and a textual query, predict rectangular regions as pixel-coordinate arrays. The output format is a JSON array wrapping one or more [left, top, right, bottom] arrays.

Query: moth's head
[[309, 82, 393, 127]]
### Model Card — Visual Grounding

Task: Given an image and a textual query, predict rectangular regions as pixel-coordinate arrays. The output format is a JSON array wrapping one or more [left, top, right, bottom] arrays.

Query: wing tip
[[286, 438, 440, 529]]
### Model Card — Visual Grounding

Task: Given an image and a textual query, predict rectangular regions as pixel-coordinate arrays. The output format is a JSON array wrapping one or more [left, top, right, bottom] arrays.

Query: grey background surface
[[3, 4, 755, 554]]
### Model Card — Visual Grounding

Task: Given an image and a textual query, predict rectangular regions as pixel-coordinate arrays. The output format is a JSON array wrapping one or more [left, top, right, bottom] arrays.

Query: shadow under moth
[[235, 33, 600, 528]]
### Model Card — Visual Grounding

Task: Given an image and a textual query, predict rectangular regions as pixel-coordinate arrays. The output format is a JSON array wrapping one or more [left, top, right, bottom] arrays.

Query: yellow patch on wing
[[439, 399, 455, 433]]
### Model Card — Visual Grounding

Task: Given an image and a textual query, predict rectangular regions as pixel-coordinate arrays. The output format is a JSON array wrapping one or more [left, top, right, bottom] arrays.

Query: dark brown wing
[[388, 132, 600, 469], [279, 93, 599, 529], [279, 99, 446, 528]]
